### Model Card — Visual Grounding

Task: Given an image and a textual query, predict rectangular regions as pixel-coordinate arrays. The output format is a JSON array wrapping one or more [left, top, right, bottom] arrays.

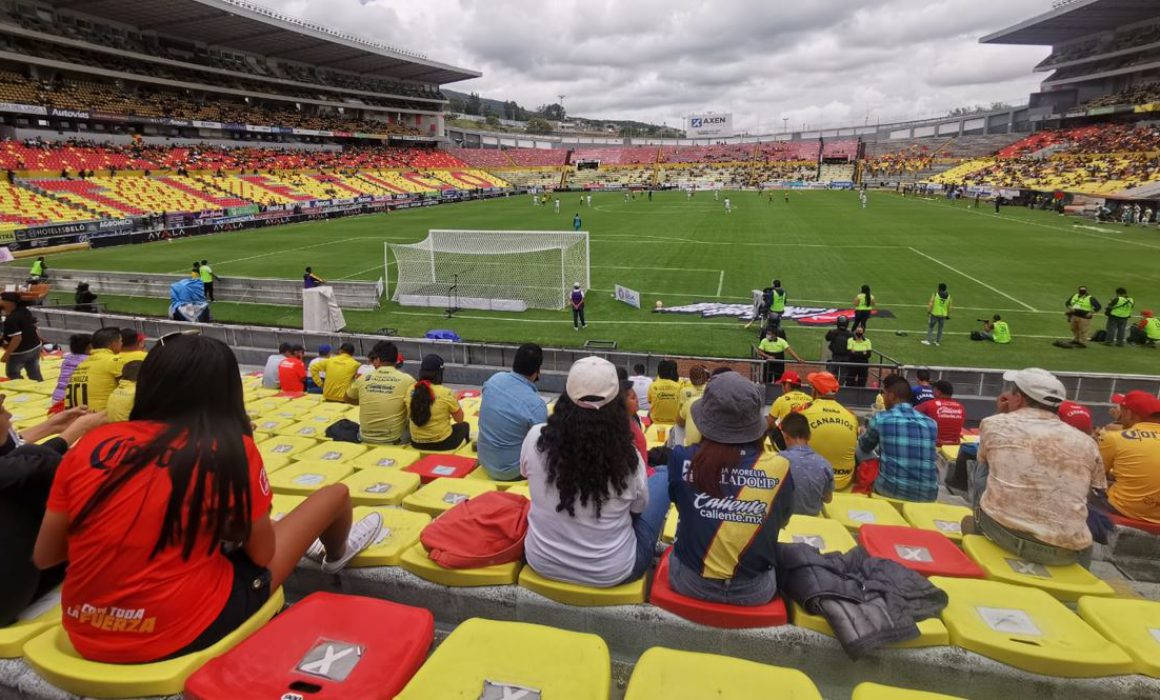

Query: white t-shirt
[[630, 375, 653, 411], [520, 424, 648, 587], [308, 356, 328, 380]]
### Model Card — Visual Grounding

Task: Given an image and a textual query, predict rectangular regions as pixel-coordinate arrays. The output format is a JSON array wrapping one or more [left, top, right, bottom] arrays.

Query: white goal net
[[387, 230, 590, 311]]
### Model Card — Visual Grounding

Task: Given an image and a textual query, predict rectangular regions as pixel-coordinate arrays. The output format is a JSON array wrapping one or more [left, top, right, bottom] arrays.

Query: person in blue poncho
[[169, 277, 210, 323]]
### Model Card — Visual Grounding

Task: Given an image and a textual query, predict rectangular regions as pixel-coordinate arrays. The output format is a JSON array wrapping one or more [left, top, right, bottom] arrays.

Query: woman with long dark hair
[[33, 335, 381, 664], [853, 284, 876, 331], [667, 371, 795, 604], [522, 357, 669, 587], [406, 354, 469, 451]]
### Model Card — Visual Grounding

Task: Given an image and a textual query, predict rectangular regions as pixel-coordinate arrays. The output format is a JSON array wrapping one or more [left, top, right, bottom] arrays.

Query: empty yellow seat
[[269, 494, 306, 521], [22, 589, 284, 698], [396, 617, 608, 699], [4, 392, 48, 407], [267, 461, 354, 495], [349, 506, 431, 567], [310, 401, 355, 416], [258, 402, 312, 420], [853, 682, 965, 699], [257, 435, 318, 460], [401, 477, 498, 517], [961, 535, 1114, 601], [261, 455, 292, 474], [506, 483, 532, 500], [870, 492, 916, 513], [932, 576, 1133, 678], [252, 416, 295, 436], [273, 421, 327, 440], [624, 647, 822, 700], [824, 493, 908, 531], [0, 589, 60, 658], [662, 505, 678, 544], [463, 466, 522, 490], [779, 515, 858, 553], [340, 468, 421, 506], [351, 446, 420, 470], [791, 602, 949, 648], [295, 441, 368, 464], [2, 379, 53, 395], [1077, 596, 1160, 678], [518, 567, 646, 606], [249, 396, 290, 412], [399, 543, 522, 586], [902, 502, 972, 542], [938, 445, 960, 463]]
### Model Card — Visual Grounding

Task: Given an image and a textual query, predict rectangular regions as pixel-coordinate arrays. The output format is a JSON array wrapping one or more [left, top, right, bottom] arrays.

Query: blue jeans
[[926, 316, 946, 343], [668, 551, 777, 605], [1105, 316, 1128, 344], [6, 349, 42, 381], [624, 467, 670, 583]]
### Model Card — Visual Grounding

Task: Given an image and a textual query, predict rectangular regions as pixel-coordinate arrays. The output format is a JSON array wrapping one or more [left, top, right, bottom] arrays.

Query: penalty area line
[[907, 247, 1038, 312], [717, 270, 725, 298]]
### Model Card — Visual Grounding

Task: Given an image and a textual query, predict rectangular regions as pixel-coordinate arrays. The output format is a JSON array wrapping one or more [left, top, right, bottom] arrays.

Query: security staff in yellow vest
[[923, 283, 952, 347], [1065, 286, 1101, 348], [1135, 311, 1160, 348], [768, 280, 787, 326], [1104, 287, 1134, 347], [979, 315, 1012, 344], [846, 327, 873, 387], [853, 284, 875, 331]]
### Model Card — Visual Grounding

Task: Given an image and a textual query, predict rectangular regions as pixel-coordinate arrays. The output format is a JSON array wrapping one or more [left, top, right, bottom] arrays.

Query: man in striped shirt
[[858, 375, 939, 502]]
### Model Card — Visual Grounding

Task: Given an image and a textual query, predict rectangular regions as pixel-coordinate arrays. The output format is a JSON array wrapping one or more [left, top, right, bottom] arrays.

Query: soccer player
[[784, 190, 790, 204], [553, 198, 560, 213], [586, 194, 592, 207], [573, 213, 582, 231], [723, 197, 732, 214], [859, 190, 868, 209]]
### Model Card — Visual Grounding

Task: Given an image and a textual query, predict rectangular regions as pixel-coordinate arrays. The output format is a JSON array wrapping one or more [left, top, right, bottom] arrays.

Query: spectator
[[618, 366, 649, 465], [923, 283, 952, 347], [570, 283, 587, 330], [915, 380, 967, 447], [678, 365, 709, 416], [1058, 400, 1094, 435], [968, 368, 1105, 566], [648, 360, 682, 424], [262, 342, 290, 390], [310, 343, 361, 403], [780, 412, 834, 516], [65, 327, 123, 411], [798, 372, 858, 490], [278, 344, 307, 393], [28, 256, 46, 282], [303, 266, 325, 289], [116, 329, 147, 366], [1104, 287, 1134, 347], [858, 375, 939, 502], [523, 357, 667, 587], [50, 334, 91, 414], [1064, 285, 1101, 348], [477, 344, 548, 481], [629, 363, 653, 412], [406, 354, 469, 451], [912, 369, 935, 405], [846, 327, 873, 387], [757, 328, 804, 384], [105, 361, 142, 423], [767, 370, 812, 429], [1, 292, 44, 381], [73, 283, 98, 313], [1095, 391, 1160, 524], [825, 316, 853, 381], [33, 335, 381, 664], [667, 371, 793, 603], [345, 341, 415, 446], [306, 344, 331, 394]]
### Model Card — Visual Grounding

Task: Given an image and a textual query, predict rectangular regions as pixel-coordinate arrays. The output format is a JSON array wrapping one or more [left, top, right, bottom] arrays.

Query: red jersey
[[278, 356, 307, 393], [915, 398, 966, 447], [46, 422, 272, 663]]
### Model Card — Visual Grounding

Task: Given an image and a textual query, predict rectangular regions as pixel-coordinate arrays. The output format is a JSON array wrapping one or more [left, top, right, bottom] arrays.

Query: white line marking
[[716, 270, 725, 298], [907, 247, 1038, 312], [595, 264, 722, 273]]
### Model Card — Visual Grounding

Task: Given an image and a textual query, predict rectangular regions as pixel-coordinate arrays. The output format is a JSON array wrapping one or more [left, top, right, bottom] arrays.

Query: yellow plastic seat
[[273, 421, 327, 440], [253, 387, 284, 398], [791, 602, 949, 648], [624, 646, 821, 700], [1077, 595, 1160, 678], [932, 576, 1133, 677], [340, 468, 421, 506], [261, 455, 293, 474], [252, 416, 295, 436], [249, 396, 290, 414], [298, 407, 356, 425], [0, 589, 60, 658], [269, 494, 306, 521], [870, 492, 915, 513], [351, 446, 420, 470], [2, 378, 53, 395], [257, 435, 318, 460], [506, 483, 532, 500], [309, 401, 355, 415], [401, 477, 499, 517], [824, 492, 908, 531], [267, 461, 354, 495], [661, 505, 678, 544], [456, 440, 478, 458], [778, 515, 859, 553], [396, 617, 609, 700], [295, 441, 368, 464], [399, 543, 522, 586], [518, 567, 646, 606], [853, 682, 965, 699], [961, 535, 1114, 601], [4, 391, 48, 407], [349, 506, 431, 567], [258, 402, 312, 420], [939, 445, 960, 463], [22, 588, 285, 698], [463, 466, 522, 490], [902, 502, 972, 543]]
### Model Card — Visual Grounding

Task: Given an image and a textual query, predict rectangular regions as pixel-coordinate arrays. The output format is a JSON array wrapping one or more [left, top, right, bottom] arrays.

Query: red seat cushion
[[1108, 513, 1160, 535], [649, 550, 788, 629], [405, 454, 478, 483], [184, 592, 433, 700], [456, 389, 480, 399], [858, 524, 984, 579]]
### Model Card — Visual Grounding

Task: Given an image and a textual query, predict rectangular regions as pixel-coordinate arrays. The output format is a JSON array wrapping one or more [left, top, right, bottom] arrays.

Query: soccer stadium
[[1, 0, 1160, 698]]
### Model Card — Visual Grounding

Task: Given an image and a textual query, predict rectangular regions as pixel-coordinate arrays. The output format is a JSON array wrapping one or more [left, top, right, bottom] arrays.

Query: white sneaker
[[321, 512, 383, 574], [304, 539, 325, 562], [920, 340, 931, 346], [934, 342, 941, 347]]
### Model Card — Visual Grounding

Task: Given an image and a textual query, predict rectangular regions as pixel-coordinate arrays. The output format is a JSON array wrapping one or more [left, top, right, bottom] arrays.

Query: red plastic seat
[[649, 550, 788, 629], [456, 389, 480, 399], [1108, 513, 1160, 535], [859, 525, 984, 579], [184, 592, 433, 700], [405, 454, 478, 483]]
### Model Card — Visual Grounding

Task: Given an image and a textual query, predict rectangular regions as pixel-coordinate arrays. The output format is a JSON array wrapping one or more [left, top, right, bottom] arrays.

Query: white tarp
[[303, 286, 346, 333]]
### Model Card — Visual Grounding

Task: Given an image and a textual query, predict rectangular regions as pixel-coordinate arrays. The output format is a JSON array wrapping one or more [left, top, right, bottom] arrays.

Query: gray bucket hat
[[691, 372, 768, 444]]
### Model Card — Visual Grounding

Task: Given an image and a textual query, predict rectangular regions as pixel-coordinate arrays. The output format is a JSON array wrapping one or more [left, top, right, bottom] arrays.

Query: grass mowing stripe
[[907, 246, 1038, 312]]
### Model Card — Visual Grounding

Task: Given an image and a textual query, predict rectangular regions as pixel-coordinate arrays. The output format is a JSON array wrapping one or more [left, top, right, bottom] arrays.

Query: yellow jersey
[[347, 365, 416, 445], [648, 379, 682, 424], [677, 384, 705, 416], [105, 381, 137, 422], [798, 398, 858, 489], [65, 348, 121, 411], [768, 389, 812, 424], [310, 353, 362, 403], [405, 383, 461, 444], [680, 396, 702, 447], [1100, 421, 1160, 523]]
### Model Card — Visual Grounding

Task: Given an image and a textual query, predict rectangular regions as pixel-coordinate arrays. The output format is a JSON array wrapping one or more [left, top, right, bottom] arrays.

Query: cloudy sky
[[269, 0, 1056, 132]]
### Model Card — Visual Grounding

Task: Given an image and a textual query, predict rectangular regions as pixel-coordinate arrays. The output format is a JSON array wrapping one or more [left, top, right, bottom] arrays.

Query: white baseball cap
[[566, 356, 620, 410], [1003, 367, 1066, 406]]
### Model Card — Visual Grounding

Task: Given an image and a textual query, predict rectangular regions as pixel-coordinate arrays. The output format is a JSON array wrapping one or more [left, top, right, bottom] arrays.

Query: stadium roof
[[46, 0, 480, 84], [981, 0, 1160, 45]]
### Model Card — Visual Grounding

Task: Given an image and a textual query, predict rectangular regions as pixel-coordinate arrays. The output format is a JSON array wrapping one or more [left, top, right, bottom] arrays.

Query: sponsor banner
[[16, 221, 90, 241], [292, 128, 323, 136], [614, 284, 641, 309], [226, 205, 260, 217], [656, 301, 894, 325], [1087, 106, 1115, 116], [0, 102, 47, 115], [686, 113, 733, 138], [192, 120, 223, 129], [244, 124, 273, 133], [49, 108, 90, 119], [92, 112, 133, 123], [160, 117, 192, 127]]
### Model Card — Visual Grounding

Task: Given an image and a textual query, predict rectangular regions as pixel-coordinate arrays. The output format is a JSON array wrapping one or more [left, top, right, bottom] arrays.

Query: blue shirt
[[573, 215, 582, 230], [912, 384, 934, 405], [477, 371, 548, 480], [858, 402, 939, 502], [780, 445, 834, 516]]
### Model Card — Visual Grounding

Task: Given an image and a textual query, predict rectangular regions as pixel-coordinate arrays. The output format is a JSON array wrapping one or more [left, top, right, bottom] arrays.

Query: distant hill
[[443, 89, 681, 137]]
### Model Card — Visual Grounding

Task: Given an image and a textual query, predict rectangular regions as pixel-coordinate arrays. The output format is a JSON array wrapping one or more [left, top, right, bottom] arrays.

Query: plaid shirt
[[859, 402, 939, 502]]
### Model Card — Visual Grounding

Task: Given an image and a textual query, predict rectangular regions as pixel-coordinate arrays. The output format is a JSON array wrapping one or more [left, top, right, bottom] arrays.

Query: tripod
[[445, 274, 461, 319]]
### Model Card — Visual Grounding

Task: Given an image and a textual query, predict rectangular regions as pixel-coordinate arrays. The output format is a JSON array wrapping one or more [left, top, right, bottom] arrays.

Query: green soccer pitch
[[15, 189, 1160, 375]]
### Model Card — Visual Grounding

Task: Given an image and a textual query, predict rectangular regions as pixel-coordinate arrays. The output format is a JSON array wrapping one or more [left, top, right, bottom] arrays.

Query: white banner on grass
[[614, 284, 641, 309]]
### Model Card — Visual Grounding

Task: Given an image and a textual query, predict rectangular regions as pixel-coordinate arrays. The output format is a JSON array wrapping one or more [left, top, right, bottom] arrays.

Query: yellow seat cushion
[[269, 494, 306, 521], [518, 567, 646, 606], [853, 682, 965, 699], [295, 441, 368, 464], [932, 576, 1133, 678], [349, 506, 431, 567], [248, 397, 290, 414], [268, 461, 354, 495], [351, 446, 420, 470], [261, 455, 293, 474], [938, 445, 960, 463], [0, 588, 61, 658], [961, 535, 1114, 601], [309, 401, 355, 415], [5, 391, 49, 407], [870, 492, 914, 513], [901, 502, 972, 542], [791, 602, 949, 648], [778, 515, 858, 553], [506, 483, 532, 500], [463, 466, 522, 490], [1077, 595, 1160, 678], [252, 416, 296, 436], [401, 477, 499, 517], [258, 402, 312, 420], [399, 543, 522, 586], [252, 387, 283, 398], [340, 469, 421, 506], [257, 435, 318, 460], [272, 421, 328, 440], [396, 617, 609, 700], [625, 647, 821, 700], [661, 505, 678, 544], [2, 378, 54, 395], [298, 407, 357, 425], [824, 492, 908, 531], [22, 589, 284, 698]]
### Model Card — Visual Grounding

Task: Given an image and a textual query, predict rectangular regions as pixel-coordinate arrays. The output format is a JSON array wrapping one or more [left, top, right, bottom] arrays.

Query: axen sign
[[691, 117, 727, 128]]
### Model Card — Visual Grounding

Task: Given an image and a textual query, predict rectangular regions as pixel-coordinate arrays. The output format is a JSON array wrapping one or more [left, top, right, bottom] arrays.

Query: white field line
[[166, 236, 381, 274], [717, 270, 725, 298], [907, 247, 1038, 312]]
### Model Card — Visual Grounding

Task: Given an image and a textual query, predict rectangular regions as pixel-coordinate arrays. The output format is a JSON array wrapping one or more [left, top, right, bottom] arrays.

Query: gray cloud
[[269, 0, 1052, 132]]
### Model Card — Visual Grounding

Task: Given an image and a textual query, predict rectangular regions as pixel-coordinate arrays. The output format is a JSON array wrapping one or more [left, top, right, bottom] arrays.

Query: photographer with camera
[[972, 315, 1011, 344]]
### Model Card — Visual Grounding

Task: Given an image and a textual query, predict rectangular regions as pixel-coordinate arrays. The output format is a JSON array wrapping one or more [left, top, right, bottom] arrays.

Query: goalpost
[[386, 230, 591, 311]]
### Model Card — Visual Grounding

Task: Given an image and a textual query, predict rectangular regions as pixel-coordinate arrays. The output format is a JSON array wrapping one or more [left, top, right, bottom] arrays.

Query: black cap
[[421, 354, 445, 372]]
